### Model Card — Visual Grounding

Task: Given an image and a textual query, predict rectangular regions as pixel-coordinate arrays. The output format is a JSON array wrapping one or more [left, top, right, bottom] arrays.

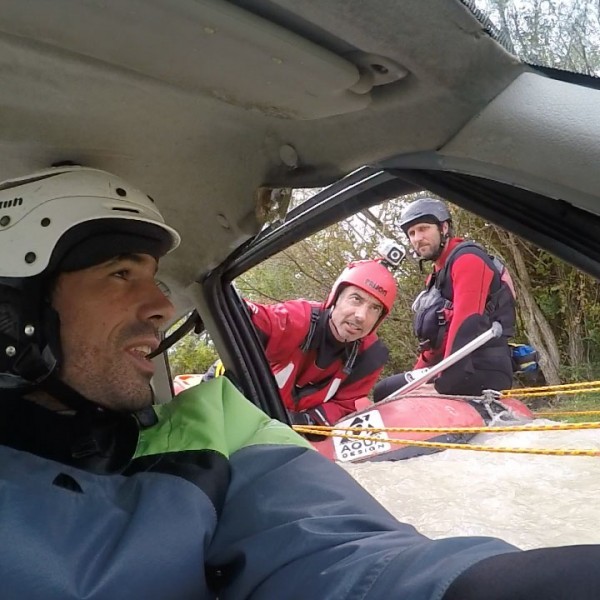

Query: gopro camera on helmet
[[377, 238, 406, 268]]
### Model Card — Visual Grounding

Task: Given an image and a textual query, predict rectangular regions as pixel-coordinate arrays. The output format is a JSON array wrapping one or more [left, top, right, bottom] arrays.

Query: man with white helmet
[[374, 197, 516, 401], [246, 259, 397, 426], [1, 166, 599, 600], [0, 166, 178, 415]]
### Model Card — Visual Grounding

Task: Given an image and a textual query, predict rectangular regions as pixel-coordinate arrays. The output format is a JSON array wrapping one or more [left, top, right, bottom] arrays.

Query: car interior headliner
[[1, 0, 598, 311]]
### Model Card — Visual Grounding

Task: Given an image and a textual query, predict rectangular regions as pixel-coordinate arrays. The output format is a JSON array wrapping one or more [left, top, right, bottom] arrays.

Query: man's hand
[[287, 410, 317, 427], [404, 367, 432, 383]]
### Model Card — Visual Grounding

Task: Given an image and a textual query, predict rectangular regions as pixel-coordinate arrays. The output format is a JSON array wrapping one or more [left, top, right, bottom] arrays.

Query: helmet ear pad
[[41, 277, 64, 371], [0, 275, 61, 387], [435, 220, 452, 255], [439, 220, 453, 240]]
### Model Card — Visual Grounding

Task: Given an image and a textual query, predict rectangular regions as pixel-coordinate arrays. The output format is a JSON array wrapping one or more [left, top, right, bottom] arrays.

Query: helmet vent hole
[[40, 218, 51, 227], [116, 187, 127, 197], [0, 216, 10, 227], [110, 207, 140, 214], [371, 63, 389, 75]]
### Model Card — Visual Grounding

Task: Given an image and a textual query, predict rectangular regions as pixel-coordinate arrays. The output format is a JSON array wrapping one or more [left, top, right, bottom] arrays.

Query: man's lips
[[124, 340, 160, 373]]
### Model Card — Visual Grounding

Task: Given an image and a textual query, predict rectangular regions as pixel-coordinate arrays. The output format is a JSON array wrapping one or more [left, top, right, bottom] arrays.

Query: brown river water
[[342, 420, 600, 549]]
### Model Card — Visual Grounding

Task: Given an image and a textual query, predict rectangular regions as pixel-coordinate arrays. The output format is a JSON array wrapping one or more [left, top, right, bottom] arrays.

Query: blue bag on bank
[[510, 343, 539, 374]]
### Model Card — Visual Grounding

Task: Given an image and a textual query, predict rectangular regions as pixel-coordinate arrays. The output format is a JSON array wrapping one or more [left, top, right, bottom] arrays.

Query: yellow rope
[[504, 380, 600, 394], [294, 421, 600, 435], [535, 410, 600, 417], [293, 427, 599, 457], [501, 380, 600, 398], [291, 380, 600, 458], [502, 386, 600, 398]]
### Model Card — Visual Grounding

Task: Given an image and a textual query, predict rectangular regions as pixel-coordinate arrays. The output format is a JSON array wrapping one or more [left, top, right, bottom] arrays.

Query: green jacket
[[0, 377, 517, 599]]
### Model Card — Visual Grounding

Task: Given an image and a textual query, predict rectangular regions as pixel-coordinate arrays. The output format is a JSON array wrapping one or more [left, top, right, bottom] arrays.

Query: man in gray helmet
[[0, 167, 597, 600], [374, 197, 516, 401]]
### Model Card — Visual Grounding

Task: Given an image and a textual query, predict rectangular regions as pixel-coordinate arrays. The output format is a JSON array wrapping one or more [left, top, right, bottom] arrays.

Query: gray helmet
[[0, 166, 180, 389], [399, 197, 451, 234]]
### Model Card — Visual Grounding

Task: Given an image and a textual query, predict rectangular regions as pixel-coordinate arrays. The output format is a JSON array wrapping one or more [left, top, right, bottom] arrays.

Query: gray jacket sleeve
[[206, 444, 519, 600]]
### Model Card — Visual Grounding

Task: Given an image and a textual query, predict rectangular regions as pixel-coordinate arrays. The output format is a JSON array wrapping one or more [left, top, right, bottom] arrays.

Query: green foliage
[[168, 333, 218, 377], [542, 393, 600, 423], [480, 0, 600, 75]]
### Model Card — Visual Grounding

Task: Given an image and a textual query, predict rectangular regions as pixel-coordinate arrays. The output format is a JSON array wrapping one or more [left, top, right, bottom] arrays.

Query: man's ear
[[441, 221, 450, 236]]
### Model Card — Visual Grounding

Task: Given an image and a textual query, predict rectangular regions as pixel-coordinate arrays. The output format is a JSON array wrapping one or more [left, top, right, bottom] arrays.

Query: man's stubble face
[[51, 254, 174, 412], [407, 222, 447, 260], [329, 285, 384, 343]]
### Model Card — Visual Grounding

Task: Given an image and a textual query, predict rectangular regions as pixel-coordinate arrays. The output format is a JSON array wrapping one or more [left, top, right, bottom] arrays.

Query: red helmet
[[325, 259, 397, 323]]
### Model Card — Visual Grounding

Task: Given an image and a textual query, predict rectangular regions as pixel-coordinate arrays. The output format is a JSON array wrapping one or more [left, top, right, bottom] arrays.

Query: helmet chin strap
[[39, 375, 158, 428], [328, 311, 349, 343], [324, 311, 360, 375], [35, 375, 152, 469], [430, 230, 446, 261], [146, 310, 203, 359]]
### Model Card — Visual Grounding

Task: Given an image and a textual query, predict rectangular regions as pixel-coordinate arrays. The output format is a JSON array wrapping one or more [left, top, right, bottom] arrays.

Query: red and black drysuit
[[374, 237, 515, 400], [246, 299, 389, 425]]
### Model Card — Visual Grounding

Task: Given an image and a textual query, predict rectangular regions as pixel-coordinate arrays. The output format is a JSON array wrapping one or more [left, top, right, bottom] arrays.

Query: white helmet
[[0, 165, 180, 388], [0, 165, 179, 276]]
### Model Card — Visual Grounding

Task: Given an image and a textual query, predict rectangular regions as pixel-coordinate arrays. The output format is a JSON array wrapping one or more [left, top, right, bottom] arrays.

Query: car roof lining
[[1, 0, 600, 326], [0, 0, 526, 290]]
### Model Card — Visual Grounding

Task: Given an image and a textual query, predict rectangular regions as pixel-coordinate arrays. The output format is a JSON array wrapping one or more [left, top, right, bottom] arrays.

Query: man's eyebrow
[[105, 254, 159, 274], [352, 291, 374, 303], [354, 291, 383, 309], [348, 291, 364, 299], [366, 296, 383, 307]]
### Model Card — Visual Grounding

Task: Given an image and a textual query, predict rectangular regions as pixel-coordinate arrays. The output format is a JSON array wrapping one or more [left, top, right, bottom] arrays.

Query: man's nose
[[138, 281, 176, 325], [354, 304, 368, 321]]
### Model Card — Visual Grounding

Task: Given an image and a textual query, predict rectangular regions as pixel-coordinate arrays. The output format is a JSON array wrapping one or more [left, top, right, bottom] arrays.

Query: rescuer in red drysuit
[[374, 198, 516, 402], [247, 259, 397, 425]]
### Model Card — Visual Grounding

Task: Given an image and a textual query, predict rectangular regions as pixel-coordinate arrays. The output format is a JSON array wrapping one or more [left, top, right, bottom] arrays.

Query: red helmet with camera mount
[[325, 260, 397, 328]]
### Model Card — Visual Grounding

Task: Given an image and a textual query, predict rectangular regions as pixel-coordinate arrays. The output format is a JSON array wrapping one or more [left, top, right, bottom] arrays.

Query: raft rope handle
[[292, 426, 600, 457], [292, 380, 600, 457]]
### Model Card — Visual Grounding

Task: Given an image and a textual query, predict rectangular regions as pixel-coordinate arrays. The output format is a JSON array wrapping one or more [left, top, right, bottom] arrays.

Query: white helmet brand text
[[1, 197, 23, 209]]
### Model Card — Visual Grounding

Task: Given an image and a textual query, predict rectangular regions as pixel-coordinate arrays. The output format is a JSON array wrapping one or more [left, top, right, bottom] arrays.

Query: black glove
[[288, 410, 315, 426], [443, 545, 600, 600], [287, 410, 328, 442]]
